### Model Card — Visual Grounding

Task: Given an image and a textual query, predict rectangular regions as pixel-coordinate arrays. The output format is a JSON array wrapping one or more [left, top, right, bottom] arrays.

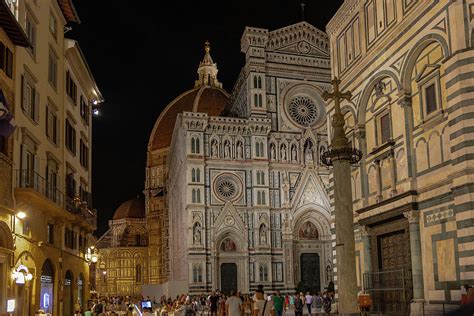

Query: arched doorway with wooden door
[[63, 270, 74, 316], [39, 259, 55, 314], [0, 221, 14, 313]]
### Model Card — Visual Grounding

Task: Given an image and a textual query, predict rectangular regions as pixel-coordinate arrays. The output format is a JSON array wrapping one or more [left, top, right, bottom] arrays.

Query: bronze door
[[300, 253, 320, 292], [220, 263, 237, 295]]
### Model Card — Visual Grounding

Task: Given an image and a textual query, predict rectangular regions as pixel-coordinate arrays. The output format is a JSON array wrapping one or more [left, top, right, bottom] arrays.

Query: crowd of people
[[80, 286, 335, 316]]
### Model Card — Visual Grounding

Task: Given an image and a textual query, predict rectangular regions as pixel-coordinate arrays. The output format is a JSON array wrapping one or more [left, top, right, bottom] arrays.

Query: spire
[[195, 41, 222, 88]]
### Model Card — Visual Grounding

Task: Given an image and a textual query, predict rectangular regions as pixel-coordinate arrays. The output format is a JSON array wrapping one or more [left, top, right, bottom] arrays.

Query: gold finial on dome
[[195, 40, 222, 88], [204, 40, 211, 53]]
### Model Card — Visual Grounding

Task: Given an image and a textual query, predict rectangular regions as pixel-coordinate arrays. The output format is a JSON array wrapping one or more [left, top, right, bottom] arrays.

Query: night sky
[[69, 0, 344, 236]]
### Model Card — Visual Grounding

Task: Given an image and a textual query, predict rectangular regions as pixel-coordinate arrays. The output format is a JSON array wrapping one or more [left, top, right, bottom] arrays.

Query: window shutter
[[45, 107, 49, 138], [21, 75, 26, 110], [34, 90, 39, 123]]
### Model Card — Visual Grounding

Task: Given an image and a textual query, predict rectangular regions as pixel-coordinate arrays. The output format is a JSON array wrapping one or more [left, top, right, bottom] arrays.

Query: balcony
[[14, 169, 97, 229]]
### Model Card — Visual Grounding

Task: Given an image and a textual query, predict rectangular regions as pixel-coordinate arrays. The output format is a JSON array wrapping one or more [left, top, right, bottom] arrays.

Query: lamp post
[[321, 77, 362, 315], [85, 246, 98, 300]]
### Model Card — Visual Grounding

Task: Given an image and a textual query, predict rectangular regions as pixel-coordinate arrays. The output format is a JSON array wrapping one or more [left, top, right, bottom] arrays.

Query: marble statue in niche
[[270, 143, 276, 160], [291, 144, 298, 162], [304, 140, 314, 165], [193, 222, 202, 244], [259, 224, 267, 245], [223, 140, 231, 158], [280, 144, 287, 161], [282, 172, 290, 206], [236, 141, 243, 159], [211, 139, 218, 158]]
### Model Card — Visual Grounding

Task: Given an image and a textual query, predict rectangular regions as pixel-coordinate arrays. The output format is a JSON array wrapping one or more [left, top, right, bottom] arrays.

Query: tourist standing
[[226, 290, 242, 316], [253, 285, 273, 316], [210, 291, 220, 316], [304, 292, 312, 315], [272, 290, 284, 316], [294, 293, 303, 316]]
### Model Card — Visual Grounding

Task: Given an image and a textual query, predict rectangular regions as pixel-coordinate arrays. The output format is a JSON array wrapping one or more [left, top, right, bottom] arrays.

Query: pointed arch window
[[255, 141, 264, 158], [192, 188, 201, 203], [191, 137, 200, 154], [257, 76, 262, 89], [135, 264, 142, 283], [259, 264, 268, 281], [191, 168, 200, 183], [258, 94, 263, 107], [253, 75, 258, 88]]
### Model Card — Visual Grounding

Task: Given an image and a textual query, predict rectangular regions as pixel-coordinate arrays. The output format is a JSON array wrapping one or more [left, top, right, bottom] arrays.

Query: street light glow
[[16, 211, 26, 219]]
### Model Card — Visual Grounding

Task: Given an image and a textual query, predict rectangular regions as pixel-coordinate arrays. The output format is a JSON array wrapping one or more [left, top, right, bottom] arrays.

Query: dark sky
[[69, 0, 344, 236]]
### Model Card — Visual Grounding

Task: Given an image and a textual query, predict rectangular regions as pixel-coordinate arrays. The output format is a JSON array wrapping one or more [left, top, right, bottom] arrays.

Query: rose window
[[214, 174, 242, 201], [288, 96, 319, 127]]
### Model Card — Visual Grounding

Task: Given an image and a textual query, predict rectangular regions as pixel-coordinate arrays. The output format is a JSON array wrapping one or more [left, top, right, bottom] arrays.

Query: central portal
[[300, 253, 320, 292], [220, 263, 237, 295]]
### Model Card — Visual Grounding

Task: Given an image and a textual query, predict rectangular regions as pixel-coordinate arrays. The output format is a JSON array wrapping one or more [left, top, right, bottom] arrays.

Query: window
[[191, 137, 200, 154], [66, 71, 77, 105], [25, 16, 36, 56], [0, 135, 6, 155], [255, 141, 264, 157], [47, 223, 54, 244], [378, 112, 391, 145], [22, 220, 30, 235], [79, 181, 89, 204], [254, 93, 263, 107], [257, 190, 266, 205], [48, 50, 57, 88], [135, 265, 142, 283], [0, 42, 13, 78], [80, 96, 89, 125], [80, 139, 89, 169], [46, 160, 58, 202], [21, 74, 39, 122], [272, 263, 283, 282], [256, 171, 265, 185], [191, 168, 200, 183], [424, 83, 438, 115], [192, 264, 203, 283], [192, 188, 201, 203], [45, 106, 58, 144], [259, 264, 268, 281], [65, 172, 76, 199], [65, 119, 76, 154], [65, 228, 74, 249], [49, 12, 57, 39], [253, 76, 258, 88], [258, 76, 262, 89]]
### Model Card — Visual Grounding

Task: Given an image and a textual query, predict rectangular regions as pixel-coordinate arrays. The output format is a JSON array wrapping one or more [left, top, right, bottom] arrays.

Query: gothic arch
[[400, 33, 450, 93], [215, 230, 245, 253], [292, 204, 331, 239]]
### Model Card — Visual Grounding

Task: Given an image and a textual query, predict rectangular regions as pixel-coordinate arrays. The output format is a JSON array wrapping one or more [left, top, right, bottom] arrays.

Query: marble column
[[323, 78, 358, 315], [404, 211, 425, 308], [374, 159, 383, 202], [360, 226, 372, 276]]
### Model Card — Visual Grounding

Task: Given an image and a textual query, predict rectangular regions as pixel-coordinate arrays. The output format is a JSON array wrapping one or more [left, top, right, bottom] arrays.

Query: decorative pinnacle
[[204, 41, 210, 53]]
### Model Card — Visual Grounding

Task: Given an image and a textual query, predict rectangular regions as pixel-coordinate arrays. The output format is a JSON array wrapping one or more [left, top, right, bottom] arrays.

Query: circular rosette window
[[288, 95, 319, 127], [213, 173, 243, 202]]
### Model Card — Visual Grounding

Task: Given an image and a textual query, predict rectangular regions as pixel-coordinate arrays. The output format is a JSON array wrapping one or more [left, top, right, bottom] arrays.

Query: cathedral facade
[[144, 21, 334, 295]]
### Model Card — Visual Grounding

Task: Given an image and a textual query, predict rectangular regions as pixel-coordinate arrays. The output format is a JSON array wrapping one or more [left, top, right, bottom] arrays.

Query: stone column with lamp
[[321, 78, 361, 315]]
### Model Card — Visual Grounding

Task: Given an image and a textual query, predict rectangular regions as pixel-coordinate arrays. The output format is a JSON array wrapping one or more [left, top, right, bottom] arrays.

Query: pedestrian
[[272, 290, 284, 316], [322, 293, 331, 315], [294, 293, 303, 316], [226, 290, 242, 316], [253, 285, 273, 316], [313, 292, 322, 314], [289, 293, 294, 311], [304, 292, 312, 315], [210, 291, 220, 316]]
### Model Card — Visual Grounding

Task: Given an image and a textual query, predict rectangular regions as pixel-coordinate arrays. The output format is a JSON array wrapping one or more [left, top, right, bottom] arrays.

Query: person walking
[[304, 292, 312, 315], [272, 291, 284, 316], [253, 285, 274, 316], [226, 290, 242, 316], [294, 293, 303, 316], [210, 291, 220, 316]]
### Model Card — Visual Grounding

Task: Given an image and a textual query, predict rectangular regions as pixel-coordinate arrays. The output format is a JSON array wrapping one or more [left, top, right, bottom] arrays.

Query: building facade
[[0, 0, 29, 313], [97, 21, 335, 298], [0, 0, 102, 315], [326, 0, 474, 313]]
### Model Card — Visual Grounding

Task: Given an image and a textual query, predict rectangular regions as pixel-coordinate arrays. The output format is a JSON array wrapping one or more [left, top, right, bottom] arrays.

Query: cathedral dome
[[113, 197, 145, 220], [148, 42, 229, 151], [148, 85, 229, 151]]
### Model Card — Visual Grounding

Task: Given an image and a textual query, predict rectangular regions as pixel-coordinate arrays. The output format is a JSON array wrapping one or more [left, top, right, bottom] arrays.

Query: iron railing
[[363, 268, 413, 315], [14, 169, 97, 227]]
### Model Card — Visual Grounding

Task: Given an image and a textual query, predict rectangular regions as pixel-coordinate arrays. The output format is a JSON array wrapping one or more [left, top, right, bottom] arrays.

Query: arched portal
[[63, 270, 74, 316], [0, 221, 13, 313], [40, 259, 55, 314]]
